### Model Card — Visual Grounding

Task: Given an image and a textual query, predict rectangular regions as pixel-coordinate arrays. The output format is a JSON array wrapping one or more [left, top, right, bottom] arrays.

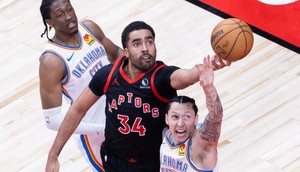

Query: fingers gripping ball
[[211, 18, 254, 62]]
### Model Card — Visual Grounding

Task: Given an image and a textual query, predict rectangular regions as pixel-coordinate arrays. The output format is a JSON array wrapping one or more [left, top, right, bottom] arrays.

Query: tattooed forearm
[[203, 85, 223, 117], [200, 85, 223, 142], [200, 116, 222, 142]]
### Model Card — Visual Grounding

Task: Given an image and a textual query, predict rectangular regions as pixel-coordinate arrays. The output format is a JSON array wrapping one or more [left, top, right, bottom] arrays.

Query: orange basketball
[[211, 18, 254, 62]]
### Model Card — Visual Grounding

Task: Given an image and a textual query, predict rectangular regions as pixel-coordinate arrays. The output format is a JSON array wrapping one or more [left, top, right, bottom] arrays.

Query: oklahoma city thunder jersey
[[160, 130, 218, 172], [42, 21, 109, 172]]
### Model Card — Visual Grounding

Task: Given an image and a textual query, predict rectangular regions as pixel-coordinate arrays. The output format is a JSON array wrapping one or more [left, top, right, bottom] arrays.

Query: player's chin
[[174, 132, 188, 142], [141, 62, 154, 71], [71, 28, 79, 35]]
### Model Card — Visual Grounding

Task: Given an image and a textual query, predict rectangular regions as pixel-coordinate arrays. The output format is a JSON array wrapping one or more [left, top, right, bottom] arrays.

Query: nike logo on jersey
[[67, 52, 74, 61]]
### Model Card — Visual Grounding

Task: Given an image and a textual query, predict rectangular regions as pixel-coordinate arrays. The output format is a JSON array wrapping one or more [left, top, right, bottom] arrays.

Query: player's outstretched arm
[[46, 87, 100, 172], [196, 56, 223, 146], [188, 57, 222, 169], [170, 54, 230, 90]]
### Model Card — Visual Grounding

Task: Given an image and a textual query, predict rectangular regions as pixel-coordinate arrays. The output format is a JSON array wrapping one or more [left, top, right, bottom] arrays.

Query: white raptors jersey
[[42, 22, 108, 171], [160, 130, 218, 172]]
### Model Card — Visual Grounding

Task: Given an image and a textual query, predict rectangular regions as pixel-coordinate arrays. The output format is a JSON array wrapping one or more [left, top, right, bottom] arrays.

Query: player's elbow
[[44, 117, 61, 131], [43, 106, 64, 131]]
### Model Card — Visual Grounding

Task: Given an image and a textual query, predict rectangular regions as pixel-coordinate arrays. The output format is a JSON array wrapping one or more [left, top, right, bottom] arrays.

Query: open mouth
[[141, 54, 152, 60], [175, 129, 186, 137], [67, 22, 76, 29]]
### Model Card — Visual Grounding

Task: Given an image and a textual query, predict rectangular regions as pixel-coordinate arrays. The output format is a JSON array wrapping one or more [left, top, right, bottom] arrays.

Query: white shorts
[[73, 134, 105, 172]]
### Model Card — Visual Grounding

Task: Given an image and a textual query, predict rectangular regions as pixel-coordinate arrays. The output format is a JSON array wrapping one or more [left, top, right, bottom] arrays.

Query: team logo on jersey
[[83, 34, 95, 45], [140, 78, 150, 89], [112, 76, 120, 86], [179, 144, 186, 156]]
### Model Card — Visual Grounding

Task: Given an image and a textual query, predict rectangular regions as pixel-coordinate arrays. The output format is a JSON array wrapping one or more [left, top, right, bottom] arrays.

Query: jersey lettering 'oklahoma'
[[161, 154, 188, 172], [72, 46, 107, 78]]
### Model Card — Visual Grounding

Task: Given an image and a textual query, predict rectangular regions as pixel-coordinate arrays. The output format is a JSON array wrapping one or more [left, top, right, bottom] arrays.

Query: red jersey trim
[[103, 55, 124, 93], [150, 64, 169, 103]]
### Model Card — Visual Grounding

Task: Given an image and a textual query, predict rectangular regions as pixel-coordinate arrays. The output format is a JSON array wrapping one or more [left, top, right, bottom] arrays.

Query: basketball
[[210, 18, 254, 62]]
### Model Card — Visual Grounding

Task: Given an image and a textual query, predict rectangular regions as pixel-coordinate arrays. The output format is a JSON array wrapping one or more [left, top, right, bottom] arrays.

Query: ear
[[194, 114, 199, 126], [124, 48, 129, 58], [165, 113, 169, 125], [45, 19, 54, 28]]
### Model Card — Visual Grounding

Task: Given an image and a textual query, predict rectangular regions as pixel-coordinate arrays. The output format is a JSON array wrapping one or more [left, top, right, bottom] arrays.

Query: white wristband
[[43, 106, 105, 136]]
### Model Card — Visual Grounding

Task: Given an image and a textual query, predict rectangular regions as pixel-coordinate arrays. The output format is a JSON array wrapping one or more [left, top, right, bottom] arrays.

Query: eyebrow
[[132, 38, 142, 43], [132, 36, 153, 43]]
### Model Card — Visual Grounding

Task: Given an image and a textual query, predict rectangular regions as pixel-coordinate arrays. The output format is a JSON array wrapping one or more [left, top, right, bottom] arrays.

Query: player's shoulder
[[155, 61, 179, 74], [39, 53, 65, 75], [81, 19, 96, 26], [94, 63, 114, 77], [80, 19, 100, 31], [40, 51, 59, 62], [80, 19, 104, 40], [40, 48, 66, 68]]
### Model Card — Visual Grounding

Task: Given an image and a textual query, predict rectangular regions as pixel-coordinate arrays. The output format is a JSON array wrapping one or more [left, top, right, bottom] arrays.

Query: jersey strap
[[103, 55, 125, 93], [150, 64, 169, 103]]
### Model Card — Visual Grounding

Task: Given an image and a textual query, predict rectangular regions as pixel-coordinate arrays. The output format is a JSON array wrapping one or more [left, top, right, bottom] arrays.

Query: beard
[[138, 53, 156, 71], [127, 49, 157, 72]]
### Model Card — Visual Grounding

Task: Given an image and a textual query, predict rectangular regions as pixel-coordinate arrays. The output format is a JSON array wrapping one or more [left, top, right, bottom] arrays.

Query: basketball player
[[39, 0, 123, 171], [160, 56, 222, 172], [45, 21, 230, 172]]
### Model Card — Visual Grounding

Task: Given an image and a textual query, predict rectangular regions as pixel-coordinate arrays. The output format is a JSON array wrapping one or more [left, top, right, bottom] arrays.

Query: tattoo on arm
[[200, 85, 223, 142]]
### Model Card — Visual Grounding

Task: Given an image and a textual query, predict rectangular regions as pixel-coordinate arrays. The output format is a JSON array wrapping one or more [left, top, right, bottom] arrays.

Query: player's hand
[[211, 54, 231, 70], [45, 155, 60, 172], [196, 56, 214, 88]]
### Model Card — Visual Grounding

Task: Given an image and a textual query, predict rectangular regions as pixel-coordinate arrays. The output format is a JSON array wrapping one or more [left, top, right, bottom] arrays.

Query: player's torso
[[104, 59, 167, 159], [43, 22, 109, 123], [160, 134, 191, 172], [160, 132, 218, 172]]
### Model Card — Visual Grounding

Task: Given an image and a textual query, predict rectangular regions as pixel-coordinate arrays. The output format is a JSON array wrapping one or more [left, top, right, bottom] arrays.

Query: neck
[[53, 32, 79, 46], [123, 62, 143, 80], [168, 131, 193, 145], [168, 133, 181, 146]]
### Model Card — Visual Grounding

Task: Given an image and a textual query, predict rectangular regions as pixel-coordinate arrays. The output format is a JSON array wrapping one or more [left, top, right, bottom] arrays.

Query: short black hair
[[165, 96, 198, 115], [121, 21, 155, 49]]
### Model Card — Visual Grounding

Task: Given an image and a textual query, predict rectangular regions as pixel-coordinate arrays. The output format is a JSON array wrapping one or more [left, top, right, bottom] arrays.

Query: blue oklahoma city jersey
[[42, 21, 109, 172]]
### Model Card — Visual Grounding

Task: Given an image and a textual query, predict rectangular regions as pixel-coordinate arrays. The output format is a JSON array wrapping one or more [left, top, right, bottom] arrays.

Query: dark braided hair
[[165, 96, 198, 115], [40, 0, 55, 41], [40, 0, 71, 41]]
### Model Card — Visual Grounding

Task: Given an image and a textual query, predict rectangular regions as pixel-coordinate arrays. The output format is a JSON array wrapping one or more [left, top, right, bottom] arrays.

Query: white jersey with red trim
[[42, 21, 109, 172], [160, 130, 218, 172]]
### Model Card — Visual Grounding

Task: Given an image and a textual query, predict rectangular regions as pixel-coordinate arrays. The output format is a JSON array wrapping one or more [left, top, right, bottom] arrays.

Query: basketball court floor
[[0, 0, 299, 171]]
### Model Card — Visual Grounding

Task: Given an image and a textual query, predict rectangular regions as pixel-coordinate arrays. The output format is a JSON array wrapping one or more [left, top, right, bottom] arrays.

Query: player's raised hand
[[196, 55, 214, 88], [211, 54, 231, 70]]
